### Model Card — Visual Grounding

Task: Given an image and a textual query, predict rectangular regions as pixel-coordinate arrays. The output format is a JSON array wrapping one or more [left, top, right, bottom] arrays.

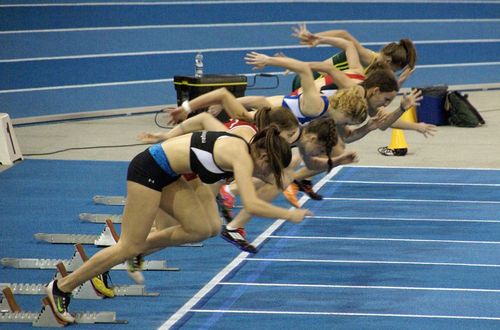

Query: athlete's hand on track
[[287, 208, 313, 223]]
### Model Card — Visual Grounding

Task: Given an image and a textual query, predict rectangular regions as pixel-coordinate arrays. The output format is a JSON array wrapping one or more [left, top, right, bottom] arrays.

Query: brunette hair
[[250, 124, 292, 189], [380, 39, 417, 70], [303, 117, 338, 172], [329, 86, 368, 125], [253, 106, 299, 132], [361, 63, 399, 93]]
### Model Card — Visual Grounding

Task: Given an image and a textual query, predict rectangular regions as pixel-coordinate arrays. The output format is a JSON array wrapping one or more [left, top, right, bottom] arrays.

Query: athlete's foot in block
[[45, 280, 75, 323], [91, 271, 115, 298], [127, 254, 145, 284]]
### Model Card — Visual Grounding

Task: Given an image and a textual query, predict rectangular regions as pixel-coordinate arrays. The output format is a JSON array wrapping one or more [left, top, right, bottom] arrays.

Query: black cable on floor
[[24, 142, 150, 156]]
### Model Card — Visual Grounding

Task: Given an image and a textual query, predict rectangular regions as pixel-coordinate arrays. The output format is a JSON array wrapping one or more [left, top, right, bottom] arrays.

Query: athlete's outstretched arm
[[307, 61, 358, 89], [137, 112, 227, 143], [218, 140, 312, 223], [245, 51, 324, 117], [167, 87, 254, 124], [292, 24, 375, 66]]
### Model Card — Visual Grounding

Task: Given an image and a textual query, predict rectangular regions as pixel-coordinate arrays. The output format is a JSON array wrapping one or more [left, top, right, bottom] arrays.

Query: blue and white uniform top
[[281, 90, 335, 125]]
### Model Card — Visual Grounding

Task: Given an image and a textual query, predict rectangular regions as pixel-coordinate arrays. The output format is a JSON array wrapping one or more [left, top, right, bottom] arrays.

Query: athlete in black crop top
[[47, 114, 311, 323], [189, 131, 249, 184]]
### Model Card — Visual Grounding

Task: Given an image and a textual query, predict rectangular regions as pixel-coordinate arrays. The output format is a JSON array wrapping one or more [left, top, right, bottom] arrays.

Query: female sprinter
[[291, 23, 417, 88], [46, 122, 310, 323]]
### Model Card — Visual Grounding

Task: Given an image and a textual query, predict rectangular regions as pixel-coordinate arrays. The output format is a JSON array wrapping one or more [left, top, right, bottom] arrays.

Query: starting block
[[37, 218, 203, 247], [93, 195, 126, 206], [1, 243, 179, 272], [0, 113, 23, 165], [1, 258, 159, 299], [93, 194, 243, 209], [0, 288, 127, 327], [35, 219, 119, 247], [80, 212, 122, 223]]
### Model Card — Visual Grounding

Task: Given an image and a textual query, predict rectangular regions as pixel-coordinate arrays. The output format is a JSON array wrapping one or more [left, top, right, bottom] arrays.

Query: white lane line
[[0, 78, 174, 94], [329, 180, 500, 187], [1, 62, 500, 94], [2, 39, 500, 63], [158, 162, 341, 329], [220, 282, 500, 293], [248, 258, 500, 268], [1, 18, 500, 34], [347, 164, 500, 171], [189, 309, 500, 321], [2, 0, 499, 7], [307, 215, 500, 224], [322, 197, 500, 204], [269, 235, 500, 244]]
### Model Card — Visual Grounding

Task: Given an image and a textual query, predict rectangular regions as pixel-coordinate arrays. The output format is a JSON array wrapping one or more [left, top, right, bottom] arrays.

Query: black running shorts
[[127, 149, 180, 192]]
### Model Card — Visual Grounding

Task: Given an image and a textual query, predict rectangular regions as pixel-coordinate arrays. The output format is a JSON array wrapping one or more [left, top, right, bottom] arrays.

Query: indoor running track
[[165, 165, 500, 329]]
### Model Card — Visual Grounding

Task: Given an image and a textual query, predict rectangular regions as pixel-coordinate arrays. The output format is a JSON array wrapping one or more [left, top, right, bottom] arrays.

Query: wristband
[[181, 100, 191, 113], [399, 104, 406, 113]]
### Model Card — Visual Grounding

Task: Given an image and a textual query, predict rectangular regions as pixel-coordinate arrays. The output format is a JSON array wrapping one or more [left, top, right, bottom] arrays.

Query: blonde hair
[[329, 86, 368, 125]]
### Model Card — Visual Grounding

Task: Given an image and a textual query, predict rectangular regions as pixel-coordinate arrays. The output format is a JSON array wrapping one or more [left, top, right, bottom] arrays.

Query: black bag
[[444, 91, 485, 127]]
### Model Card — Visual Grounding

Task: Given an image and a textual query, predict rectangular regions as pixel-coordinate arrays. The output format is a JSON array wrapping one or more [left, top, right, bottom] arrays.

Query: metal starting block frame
[[93, 195, 242, 208], [0, 282, 158, 298], [35, 219, 119, 246], [0, 288, 127, 327], [37, 218, 203, 247], [93, 195, 126, 205], [1, 243, 179, 272], [1, 260, 159, 299], [80, 212, 122, 223]]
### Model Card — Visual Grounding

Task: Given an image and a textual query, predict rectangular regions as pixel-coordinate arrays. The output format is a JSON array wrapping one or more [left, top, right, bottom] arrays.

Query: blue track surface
[[0, 1, 499, 119], [1, 160, 499, 329]]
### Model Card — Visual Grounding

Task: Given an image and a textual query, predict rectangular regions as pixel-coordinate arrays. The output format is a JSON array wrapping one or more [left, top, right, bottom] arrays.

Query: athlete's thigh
[[159, 178, 216, 232], [120, 181, 162, 245]]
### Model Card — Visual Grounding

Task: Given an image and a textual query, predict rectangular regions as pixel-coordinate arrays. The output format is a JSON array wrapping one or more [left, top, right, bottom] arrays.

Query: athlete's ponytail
[[254, 106, 299, 132], [303, 117, 338, 172], [250, 124, 292, 189], [380, 38, 417, 70]]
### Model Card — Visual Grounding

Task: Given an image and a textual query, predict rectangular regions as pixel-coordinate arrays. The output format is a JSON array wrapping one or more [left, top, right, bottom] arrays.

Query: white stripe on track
[[307, 215, 500, 224], [329, 180, 500, 187], [2, 39, 499, 63], [322, 197, 500, 204], [2, 18, 500, 34], [1, 62, 500, 94], [220, 281, 500, 293], [189, 308, 500, 321], [269, 235, 500, 244], [248, 258, 500, 268]]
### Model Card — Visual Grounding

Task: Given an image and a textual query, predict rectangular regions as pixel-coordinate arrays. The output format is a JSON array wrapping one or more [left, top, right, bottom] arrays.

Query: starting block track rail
[[1, 243, 179, 271], [36, 218, 203, 247], [93, 195, 126, 206], [0, 288, 127, 327], [93, 194, 243, 208], [0, 257, 177, 271], [0, 283, 159, 298], [79, 212, 122, 223], [35, 219, 120, 247]]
